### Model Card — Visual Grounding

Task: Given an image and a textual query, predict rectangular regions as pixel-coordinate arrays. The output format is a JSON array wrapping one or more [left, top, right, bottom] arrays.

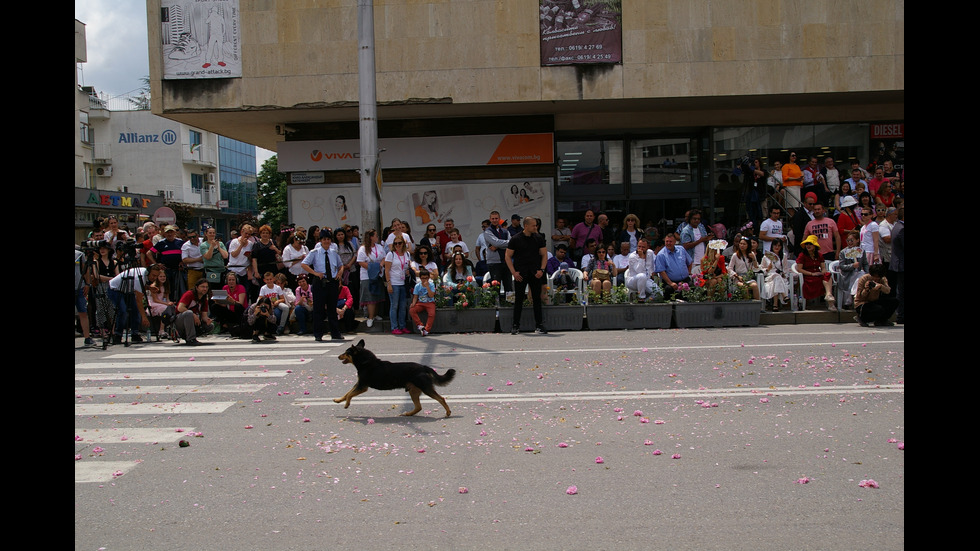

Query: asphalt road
[[75, 324, 904, 550]]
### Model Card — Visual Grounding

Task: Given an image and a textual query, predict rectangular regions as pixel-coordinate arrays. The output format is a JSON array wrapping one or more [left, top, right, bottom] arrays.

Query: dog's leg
[[334, 385, 367, 408], [422, 389, 452, 418], [402, 384, 423, 416]]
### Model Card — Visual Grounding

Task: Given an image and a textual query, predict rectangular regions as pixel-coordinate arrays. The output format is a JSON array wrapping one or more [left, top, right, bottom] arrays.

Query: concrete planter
[[586, 303, 672, 330], [673, 300, 762, 328], [412, 308, 496, 333], [498, 304, 584, 332]]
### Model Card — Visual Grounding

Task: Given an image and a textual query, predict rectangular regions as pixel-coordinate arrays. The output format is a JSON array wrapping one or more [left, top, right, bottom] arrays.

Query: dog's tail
[[434, 368, 456, 386]]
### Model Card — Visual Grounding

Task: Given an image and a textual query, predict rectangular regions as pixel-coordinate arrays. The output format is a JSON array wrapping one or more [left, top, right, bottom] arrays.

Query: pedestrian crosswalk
[[75, 336, 342, 483]]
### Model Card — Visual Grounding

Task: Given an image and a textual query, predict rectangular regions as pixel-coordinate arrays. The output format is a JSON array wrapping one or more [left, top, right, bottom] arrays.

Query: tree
[[127, 76, 151, 110], [257, 155, 288, 230]]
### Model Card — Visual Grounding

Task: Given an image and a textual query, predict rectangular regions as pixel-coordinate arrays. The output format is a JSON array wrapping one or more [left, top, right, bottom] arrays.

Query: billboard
[[540, 0, 622, 66], [160, 0, 242, 79]]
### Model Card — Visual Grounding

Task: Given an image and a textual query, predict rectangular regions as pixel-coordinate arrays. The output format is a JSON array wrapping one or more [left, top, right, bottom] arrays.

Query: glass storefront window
[[556, 140, 624, 197], [629, 137, 698, 195]]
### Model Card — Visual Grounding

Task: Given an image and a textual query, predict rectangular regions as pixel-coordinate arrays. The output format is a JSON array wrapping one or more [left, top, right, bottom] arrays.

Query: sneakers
[[417, 324, 425, 335], [853, 315, 869, 328], [276, 327, 285, 335], [421, 329, 429, 337], [534, 326, 548, 335], [83, 337, 94, 346], [511, 326, 520, 335], [131, 334, 145, 343], [374, 315, 383, 321], [366, 318, 374, 328], [185, 339, 203, 346]]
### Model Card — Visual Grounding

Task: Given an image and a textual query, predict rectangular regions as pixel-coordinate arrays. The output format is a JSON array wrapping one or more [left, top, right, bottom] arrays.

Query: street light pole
[[358, 0, 380, 235]]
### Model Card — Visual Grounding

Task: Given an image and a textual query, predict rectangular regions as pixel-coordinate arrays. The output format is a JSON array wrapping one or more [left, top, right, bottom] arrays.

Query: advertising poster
[[539, 0, 622, 66], [160, 0, 242, 79], [289, 180, 553, 253]]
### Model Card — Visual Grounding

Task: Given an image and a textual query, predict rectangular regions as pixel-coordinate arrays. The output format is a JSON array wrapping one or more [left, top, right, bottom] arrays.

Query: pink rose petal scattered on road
[[652, 449, 663, 455], [796, 477, 810, 484], [671, 453, 681, 459], [566, 485, 578, 495], [557, 442, 568, 448], [458, 487, 468, 494], [595, 456, 603, 464], [858, 479, 879, 488]]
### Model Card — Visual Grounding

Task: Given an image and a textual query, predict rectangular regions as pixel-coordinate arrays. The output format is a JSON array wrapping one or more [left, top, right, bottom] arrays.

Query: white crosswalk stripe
[[76, 337, 340, 483]]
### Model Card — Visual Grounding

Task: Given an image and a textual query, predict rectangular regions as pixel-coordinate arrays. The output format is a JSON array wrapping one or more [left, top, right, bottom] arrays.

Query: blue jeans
[[107, 288, 141, 337], [388, 284, 408, 330], [294, 303, 312, 334]]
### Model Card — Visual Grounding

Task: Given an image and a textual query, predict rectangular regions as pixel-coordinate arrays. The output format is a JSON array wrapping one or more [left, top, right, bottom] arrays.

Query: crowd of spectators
[[75, 156, 903, 345]]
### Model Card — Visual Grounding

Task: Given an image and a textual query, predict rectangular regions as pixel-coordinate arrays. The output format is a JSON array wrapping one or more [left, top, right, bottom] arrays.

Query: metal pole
[[358, 0, 380, 235]]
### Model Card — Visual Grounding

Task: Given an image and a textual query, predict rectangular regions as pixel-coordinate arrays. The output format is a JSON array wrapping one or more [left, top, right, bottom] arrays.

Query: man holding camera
[[854, 264, 897, 327]]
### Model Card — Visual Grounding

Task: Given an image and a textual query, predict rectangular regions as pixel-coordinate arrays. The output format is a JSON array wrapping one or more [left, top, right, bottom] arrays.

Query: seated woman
[[796, 235, 836, 311], [759, 238, 790, 311], [442, 252, 475, 289], [584, 243, 617, 297], [175, 279, 214, 346], [211, 272, 247, 332], [837, 231, 868, 309], [411, 244, 440, 283], [728, 237, 760, 300]]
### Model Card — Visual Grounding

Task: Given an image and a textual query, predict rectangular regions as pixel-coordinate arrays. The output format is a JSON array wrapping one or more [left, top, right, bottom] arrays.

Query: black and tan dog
[[336, 339, 456, 417]]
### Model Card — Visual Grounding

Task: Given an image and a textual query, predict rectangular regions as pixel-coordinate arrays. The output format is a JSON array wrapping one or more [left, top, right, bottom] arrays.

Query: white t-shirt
[[860, 221, 879, 254], [357, 244, 386, 280], [258, 284, 283, 301], [385, 251, 412, 286], [444, 240, 469, 257], [759, 218, 784, 252]]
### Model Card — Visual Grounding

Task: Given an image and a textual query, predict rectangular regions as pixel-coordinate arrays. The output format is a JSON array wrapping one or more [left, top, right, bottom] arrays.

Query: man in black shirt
[[505, 216, 548, 334]]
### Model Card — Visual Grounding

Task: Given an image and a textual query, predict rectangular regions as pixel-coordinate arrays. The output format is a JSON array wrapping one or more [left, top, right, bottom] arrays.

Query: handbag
[[593, 268, 611, 282]]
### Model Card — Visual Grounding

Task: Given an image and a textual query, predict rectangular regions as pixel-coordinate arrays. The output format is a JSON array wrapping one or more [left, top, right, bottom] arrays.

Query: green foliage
[[257, 156, 288, 230]]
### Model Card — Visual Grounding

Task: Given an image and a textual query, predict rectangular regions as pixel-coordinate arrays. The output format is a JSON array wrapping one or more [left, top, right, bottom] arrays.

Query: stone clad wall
[[149, 0, 903, 112]]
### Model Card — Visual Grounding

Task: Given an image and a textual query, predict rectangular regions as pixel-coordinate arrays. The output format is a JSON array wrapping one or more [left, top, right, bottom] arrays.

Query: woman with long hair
[[385, 235, 413, 334], [175, 278, 213, 345], [211, 272, 247, 332], [356, 229, 386, 328], [728, 237, 760, 300], [412, 244, 440, 282], [584, 243, 616, 296], [759, 238, 789, 311], [443, 252, 475, 288], [617, 214, 644, 253]]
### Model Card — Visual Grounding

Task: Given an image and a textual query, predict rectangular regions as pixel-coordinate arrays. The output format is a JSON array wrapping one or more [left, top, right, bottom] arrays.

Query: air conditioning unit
[[95, 166, 112, 177], [207, 172, 216, 183]]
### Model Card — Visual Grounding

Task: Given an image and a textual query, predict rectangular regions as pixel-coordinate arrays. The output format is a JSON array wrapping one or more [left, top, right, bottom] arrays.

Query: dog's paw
[[333, 398, 344, 404]]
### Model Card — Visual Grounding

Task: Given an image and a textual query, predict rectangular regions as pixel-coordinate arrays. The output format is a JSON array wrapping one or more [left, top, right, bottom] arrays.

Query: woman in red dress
[[796, 235, 836, 311]]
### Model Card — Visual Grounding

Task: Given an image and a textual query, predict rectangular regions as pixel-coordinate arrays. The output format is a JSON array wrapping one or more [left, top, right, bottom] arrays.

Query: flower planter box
[[498, 304, 584, 332], [673, 300, 762, 328], [586, 303, 672, 330], [413, 308, 496, 334]]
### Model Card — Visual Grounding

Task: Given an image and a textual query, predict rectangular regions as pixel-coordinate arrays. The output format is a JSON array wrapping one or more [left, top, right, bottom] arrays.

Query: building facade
[[144, 0, 903, 242], [76, 19, 257, 242]]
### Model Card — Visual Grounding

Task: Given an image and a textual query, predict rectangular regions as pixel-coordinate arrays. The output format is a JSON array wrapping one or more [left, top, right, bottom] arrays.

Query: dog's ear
[[356, 339, 365, 349]]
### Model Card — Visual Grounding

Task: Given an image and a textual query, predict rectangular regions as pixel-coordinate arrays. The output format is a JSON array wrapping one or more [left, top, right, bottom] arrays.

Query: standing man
[[301, 229, 345, 341], [551, 217, 573, 251], [570, 209, 603, 262], [148, 225, 185, 301], [505, 216, 548, 335], [890, 208, 904, 324], [655, 234, 692, 300], [879, 207, 899, 296], [781, 152, 804, 209], [597, 213, 616, 250], [821, 156, 842, 209], [507, 214, 523, 237], [803, 203, 840, 261], [181, 229, 205, 290], [484, 211, 512, 298], [790, 192, 817, 253], [758, 205, 786, 253]]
